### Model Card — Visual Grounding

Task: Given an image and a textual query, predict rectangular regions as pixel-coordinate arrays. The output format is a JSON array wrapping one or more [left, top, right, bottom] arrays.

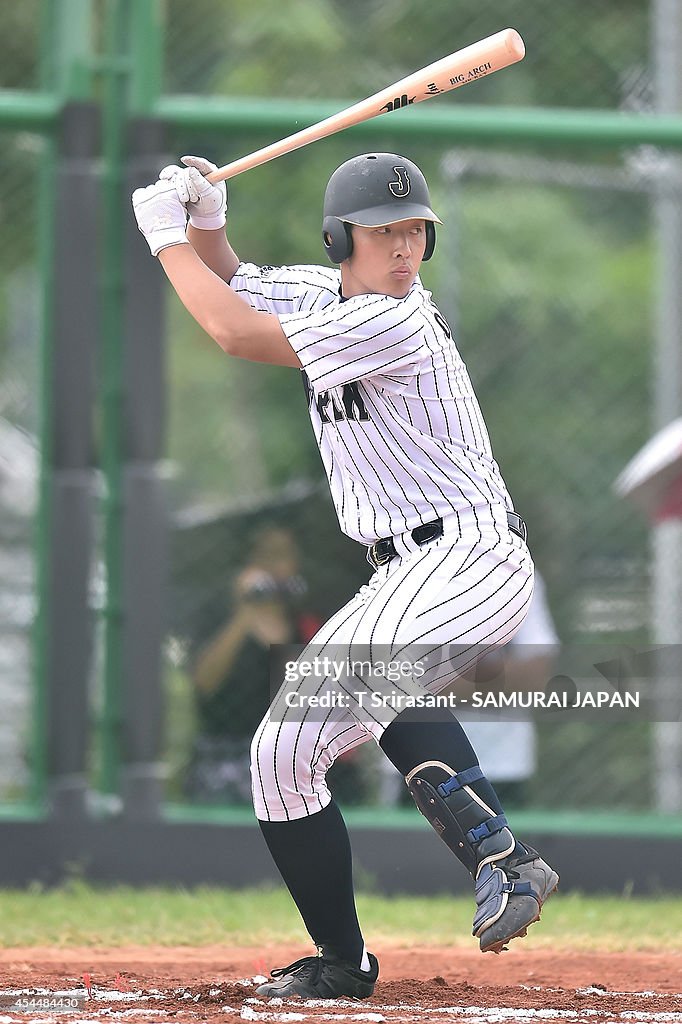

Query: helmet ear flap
[[323, 216, 435, 263], [423, 222, 436, 261], [322, 216, 353, 264]]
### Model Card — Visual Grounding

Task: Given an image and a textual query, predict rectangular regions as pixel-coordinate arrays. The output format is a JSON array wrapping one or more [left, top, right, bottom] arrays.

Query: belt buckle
[[369, 539, 394, 568]]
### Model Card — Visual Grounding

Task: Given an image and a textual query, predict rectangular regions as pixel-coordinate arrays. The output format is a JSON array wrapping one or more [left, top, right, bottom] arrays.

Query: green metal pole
[[40, 0, 93, 100], [0, 92, 60, 129], [31, 0, 94, 810], [155, 96, 682, 149], [31, 0, 57, 814], [97, 0, 166, 800], [31, 131, 58, 810], [129, 0, 164, 116], [98, 0, 133, 797]]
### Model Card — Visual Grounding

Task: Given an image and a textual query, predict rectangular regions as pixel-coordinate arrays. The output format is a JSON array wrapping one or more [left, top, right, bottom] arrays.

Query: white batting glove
[[159, 155, 227, 230], [131, 178, 188, 257]]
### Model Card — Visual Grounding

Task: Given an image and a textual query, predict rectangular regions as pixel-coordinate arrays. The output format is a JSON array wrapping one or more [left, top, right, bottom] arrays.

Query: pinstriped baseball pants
[[251, 505, 534, 822]]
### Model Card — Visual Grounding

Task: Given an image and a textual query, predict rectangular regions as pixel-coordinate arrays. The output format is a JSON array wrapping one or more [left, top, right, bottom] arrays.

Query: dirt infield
[[0, 945, 680, 1023]]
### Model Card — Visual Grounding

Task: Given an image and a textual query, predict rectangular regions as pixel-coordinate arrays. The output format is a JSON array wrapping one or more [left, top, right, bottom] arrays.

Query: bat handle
[[206, 168, 230, 183]]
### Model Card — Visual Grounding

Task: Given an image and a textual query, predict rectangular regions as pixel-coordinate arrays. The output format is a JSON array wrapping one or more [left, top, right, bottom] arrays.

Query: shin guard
[[406, 761, 515, 874], [406, 760, 558, 953]]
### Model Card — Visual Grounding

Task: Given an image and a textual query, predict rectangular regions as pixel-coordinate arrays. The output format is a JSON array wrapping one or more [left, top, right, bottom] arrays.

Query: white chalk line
[[0, 984, 680, 1024], [238, 994, 682, 1024]]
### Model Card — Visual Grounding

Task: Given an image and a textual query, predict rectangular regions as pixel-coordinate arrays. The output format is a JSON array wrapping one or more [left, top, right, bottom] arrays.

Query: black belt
[[368, 511, 527, 568]]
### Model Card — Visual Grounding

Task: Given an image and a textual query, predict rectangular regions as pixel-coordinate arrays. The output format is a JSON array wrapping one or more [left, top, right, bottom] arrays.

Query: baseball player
[[132, 152, 559, 1000]]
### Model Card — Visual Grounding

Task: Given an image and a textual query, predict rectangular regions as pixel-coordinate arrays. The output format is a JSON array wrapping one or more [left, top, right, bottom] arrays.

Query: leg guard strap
[[437, 766, 485, 795], [468, 815, 509, 844]]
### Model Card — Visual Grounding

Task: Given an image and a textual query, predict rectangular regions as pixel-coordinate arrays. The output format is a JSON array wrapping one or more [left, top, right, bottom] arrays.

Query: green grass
[[0, 884, 679, 951]]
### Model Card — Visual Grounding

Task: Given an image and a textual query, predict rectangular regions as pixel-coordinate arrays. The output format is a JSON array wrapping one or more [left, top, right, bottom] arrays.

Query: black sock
[[379, 706, 504, 815], [258, 800, 365, 966]]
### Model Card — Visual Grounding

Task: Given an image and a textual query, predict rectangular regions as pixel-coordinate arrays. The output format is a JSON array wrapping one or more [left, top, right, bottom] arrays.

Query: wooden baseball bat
[[206, 28, 525, 183]]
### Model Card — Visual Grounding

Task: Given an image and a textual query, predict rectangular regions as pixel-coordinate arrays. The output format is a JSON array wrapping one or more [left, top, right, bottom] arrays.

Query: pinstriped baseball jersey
[[231, 261, 514, 544], [230, 260, 534, 824]]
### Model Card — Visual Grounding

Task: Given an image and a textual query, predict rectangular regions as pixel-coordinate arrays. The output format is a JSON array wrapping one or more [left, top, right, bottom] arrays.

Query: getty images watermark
[[267, 643, 682, 723]]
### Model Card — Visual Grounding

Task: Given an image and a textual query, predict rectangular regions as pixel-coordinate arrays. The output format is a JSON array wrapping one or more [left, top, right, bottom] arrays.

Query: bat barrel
[[206, 28, 526, 183]]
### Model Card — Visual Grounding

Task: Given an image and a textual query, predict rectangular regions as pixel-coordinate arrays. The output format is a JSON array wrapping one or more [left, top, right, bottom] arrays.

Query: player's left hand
[[131, 178, 188, 256], [159, 155, 227, 230]]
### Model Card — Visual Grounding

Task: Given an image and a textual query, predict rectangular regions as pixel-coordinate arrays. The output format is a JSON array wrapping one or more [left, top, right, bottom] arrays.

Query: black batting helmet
[[322, 152, 442, 264]]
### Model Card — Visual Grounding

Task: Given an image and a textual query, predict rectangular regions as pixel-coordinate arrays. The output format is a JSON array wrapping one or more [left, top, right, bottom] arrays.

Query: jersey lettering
[[430, 303, 452, 339], [303, 373, 370, 424], [317, 390, 345, 423], [318, 384, 370, 424], [340, 381, 370, 421], [302, 369, 314, 408]]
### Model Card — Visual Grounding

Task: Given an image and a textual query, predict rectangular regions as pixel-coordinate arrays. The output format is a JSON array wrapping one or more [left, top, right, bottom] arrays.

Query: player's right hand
[[159, 155, 227, 231]]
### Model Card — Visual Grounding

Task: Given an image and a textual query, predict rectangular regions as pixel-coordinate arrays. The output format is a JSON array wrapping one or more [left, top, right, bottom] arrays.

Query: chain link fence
[[0, 130, 45, 801], [161, 0, 650, 110]]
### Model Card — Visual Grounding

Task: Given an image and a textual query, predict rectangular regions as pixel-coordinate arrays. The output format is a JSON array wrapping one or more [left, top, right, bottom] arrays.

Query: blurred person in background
[[185, 524, 320, 803], [458, 571, 559, 808]]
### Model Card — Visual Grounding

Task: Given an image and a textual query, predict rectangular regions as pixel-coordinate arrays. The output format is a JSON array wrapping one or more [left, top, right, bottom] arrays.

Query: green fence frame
[[156, 95, 682, 148], [1, 0, 681, 814]]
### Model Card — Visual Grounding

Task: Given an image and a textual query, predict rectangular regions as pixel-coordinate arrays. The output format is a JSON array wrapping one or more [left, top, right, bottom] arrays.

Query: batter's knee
[[250, 717, 330, 821]]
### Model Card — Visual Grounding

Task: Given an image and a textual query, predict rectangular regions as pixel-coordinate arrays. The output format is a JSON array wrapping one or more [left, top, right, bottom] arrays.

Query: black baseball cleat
[[473, 845, 559, 954], [255, 948, 379, 1000]]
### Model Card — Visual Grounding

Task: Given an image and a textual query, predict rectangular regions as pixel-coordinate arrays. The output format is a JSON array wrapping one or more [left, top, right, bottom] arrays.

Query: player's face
[[342, 219, 427, 298]]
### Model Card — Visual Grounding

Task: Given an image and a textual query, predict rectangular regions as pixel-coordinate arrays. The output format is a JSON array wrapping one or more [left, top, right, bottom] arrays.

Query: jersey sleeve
[[279, 291, 428, 391], [229, 262, 340, 315]]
